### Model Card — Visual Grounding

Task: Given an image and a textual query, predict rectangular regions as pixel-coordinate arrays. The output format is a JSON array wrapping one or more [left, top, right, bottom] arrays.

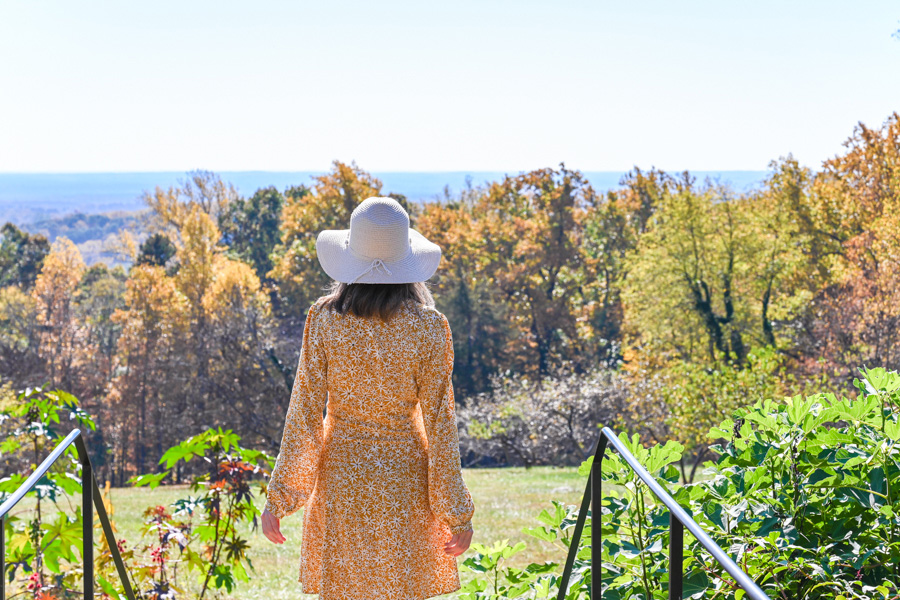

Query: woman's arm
[[264, 302, 328, 521], [417, 312, 475, 537]]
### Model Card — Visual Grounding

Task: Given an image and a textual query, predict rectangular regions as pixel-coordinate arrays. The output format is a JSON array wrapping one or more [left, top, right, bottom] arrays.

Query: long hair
[[320, 281, 435, 321]]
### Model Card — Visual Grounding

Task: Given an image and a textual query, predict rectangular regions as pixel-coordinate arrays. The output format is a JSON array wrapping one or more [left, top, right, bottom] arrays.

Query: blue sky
[[1, 0, 898, 173]]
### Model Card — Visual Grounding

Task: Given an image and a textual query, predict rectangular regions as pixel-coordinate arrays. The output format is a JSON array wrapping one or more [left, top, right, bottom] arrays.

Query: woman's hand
[[262, 508, 286, 544], [444, 526, 473, 557]]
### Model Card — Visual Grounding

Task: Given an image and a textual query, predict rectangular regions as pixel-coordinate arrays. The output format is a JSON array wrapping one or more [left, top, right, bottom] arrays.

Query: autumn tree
[[77, 263, 127, 392], [110, 263, 189, 479], [201, 256, 288, 448], [420, 165, 597, 384], [143, 170, 240, 231], [798, 112, 900, 376], [110, 201, 288, 481], [0, 234, 121, 408], [0, 286, 40, 383], [744, 157, 818, 350], [577, 168, 670, 365], [417, 184, 518, 396], [622, 165, 825, 356], [32, 238, 86, 389]]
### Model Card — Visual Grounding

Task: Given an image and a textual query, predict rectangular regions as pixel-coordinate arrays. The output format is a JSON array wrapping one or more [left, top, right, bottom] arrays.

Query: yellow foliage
[[110, 229, 138, 263], [203, 257, 269, 320], [175, 206, 220, 307], [143, 170, 239, 231], [114, 207, 272, 366], [418, 166, 593, 374], [0, 285, 36, 327], [29, 238, 86, 384], [113, 264, 189, 362], [32, 238, 85, 324]]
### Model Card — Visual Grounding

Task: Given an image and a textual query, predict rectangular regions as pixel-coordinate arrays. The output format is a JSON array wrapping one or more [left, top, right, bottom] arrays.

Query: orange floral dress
[[264, 299, 475, 600]]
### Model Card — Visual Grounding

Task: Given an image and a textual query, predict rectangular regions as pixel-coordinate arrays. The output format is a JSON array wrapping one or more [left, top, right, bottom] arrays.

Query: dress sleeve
[[417, 313, 475, 535], [264, 302, 328, 519]]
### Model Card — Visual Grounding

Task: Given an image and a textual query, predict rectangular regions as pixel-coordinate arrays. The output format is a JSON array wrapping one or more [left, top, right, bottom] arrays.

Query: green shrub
[[126, 428, 273, 599], [0, 384, 274, 600]]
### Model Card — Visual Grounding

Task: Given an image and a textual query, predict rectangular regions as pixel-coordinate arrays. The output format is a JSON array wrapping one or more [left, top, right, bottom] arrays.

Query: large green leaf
[[682, 568, 710, 598]]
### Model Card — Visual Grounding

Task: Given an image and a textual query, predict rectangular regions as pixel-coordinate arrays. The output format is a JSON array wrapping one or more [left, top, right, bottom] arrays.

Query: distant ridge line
[[0, 170, 768, 226]]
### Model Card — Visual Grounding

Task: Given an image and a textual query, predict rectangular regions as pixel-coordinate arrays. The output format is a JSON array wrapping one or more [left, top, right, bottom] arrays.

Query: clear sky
[[1, 0, 898, 173]]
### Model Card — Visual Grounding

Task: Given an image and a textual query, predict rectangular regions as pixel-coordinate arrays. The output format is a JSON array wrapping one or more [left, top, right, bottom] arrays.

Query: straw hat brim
[[316, 228, 442, 284]]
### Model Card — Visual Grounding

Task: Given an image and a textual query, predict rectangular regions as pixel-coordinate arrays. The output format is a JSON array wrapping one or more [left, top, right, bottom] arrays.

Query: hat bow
[[349, 258, 393, 284]]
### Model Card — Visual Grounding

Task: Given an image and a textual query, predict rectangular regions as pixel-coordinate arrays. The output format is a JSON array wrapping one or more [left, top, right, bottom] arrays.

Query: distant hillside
[[0, 171, 769, 224], [23, 210, 148, 244], [20, 210, 152, 266]]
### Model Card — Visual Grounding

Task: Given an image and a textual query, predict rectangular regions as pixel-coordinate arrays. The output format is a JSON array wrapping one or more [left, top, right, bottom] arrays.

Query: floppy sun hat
[[316, 197, 442, 284]]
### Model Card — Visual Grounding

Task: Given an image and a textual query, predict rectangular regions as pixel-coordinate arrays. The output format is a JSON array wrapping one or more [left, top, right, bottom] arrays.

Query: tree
[[0, 285, 40, 382], [143, 170, 240, 231], [0, 222, 50, 289], [798, 112, 900, 377], [136, 233, 176, 268], [578, 168, 669, 366], [478, 166, 591, 375], [218, 186, 284, 285], [110, 204, 288, 482], [417, 183, 517, 396], [31, 238, 86, 389], [621, 173, 778, 364], [202, 256, 288, 448], [111, 263, 189, 480], [745, 156, 817, 350], [419, 166, 620, 389], [76, 264, 127, 392]]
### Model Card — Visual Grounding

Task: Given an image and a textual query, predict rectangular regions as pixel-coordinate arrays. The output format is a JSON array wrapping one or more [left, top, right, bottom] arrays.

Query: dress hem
[[298, 576, 461, 600]]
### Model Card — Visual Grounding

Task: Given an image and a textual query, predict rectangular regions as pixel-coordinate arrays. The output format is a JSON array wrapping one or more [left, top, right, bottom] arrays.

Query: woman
[[261, 197, 475, 600]]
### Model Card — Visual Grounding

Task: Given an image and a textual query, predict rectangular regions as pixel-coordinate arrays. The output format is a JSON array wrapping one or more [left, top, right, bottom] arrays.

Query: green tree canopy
[[0, 222, 50, 289]]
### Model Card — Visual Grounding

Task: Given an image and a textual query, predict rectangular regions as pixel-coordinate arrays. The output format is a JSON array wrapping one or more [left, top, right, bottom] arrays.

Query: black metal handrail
[[556, 427, 771, 600], [0, 429, 137, 600]]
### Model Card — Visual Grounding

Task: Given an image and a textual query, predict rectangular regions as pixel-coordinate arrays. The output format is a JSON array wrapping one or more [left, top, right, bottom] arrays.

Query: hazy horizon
[[0, 169, 770, 226]]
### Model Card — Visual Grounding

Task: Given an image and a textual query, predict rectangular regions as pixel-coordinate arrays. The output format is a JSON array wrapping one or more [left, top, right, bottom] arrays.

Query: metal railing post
[[90, 476, 137, 600], [1, 514, 5, 600], [590, 463, 601, 600], [556, 463, 593, 600], [669, 513, 683, 600], [77, 437, 94, 600]]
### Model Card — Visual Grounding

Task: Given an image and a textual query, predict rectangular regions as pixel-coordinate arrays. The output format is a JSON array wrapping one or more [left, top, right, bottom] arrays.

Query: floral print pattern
[[264, 299, 475, 600]]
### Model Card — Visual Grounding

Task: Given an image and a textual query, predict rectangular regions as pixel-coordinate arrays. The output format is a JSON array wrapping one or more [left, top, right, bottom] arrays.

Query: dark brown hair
[[320, 281, 435, 321]]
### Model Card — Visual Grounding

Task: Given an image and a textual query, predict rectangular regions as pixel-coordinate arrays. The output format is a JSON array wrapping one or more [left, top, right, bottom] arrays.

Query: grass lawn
[[10, 466, 588, 599]]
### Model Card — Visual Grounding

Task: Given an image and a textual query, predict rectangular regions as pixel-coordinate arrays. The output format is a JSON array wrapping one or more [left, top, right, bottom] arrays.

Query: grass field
[[11, 466, 587, 599]]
